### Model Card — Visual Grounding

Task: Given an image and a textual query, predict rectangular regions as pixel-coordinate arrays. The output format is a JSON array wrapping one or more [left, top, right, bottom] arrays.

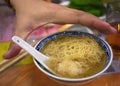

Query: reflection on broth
[[40, 36, 106, 78]]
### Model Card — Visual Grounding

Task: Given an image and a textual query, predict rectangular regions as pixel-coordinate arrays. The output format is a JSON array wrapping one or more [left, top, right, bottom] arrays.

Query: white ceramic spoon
[[12, 36, 55, 74]]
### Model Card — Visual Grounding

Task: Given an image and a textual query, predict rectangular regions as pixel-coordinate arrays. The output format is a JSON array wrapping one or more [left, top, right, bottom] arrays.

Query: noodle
[[40, 35, 106, 78]]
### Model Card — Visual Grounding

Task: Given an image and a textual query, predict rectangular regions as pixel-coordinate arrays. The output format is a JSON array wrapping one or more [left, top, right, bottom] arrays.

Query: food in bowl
[[40, 35, 106, 78]]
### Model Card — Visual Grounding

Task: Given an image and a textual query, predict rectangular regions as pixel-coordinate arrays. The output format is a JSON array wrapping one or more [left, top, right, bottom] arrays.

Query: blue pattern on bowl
[[35, 31, 111, 68]]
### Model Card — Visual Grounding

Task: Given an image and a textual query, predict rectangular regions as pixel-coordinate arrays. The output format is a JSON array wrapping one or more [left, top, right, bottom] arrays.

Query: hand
[[3, 0, 117, 59]]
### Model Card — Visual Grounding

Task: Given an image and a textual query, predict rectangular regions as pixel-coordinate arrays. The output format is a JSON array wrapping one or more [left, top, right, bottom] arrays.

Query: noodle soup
[[40, 35, 106, 78]]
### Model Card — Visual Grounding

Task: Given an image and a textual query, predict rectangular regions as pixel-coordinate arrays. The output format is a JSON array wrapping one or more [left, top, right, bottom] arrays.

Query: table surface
[[0, 63, 120, 86]]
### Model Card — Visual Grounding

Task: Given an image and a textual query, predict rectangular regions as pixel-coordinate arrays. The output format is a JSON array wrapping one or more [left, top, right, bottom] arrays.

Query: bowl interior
[[34, 31, 113, 82]]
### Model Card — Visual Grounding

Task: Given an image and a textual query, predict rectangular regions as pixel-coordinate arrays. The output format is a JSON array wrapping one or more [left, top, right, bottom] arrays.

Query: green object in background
[[68, 0, 106, 16]]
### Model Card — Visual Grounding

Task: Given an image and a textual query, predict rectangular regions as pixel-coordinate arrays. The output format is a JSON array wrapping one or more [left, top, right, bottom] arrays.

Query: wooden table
[[0, 63, 120, 86]]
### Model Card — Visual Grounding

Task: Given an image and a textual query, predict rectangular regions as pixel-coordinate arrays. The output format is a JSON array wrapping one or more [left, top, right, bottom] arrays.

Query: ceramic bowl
[[33, 31, 113, 85]]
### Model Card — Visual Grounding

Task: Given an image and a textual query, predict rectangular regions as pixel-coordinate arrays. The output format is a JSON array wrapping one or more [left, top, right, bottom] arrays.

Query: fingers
[[3, 13, 50, 59], [54, 7, 117, 34], [3, 43, 21, 59], [3, 15, 32, 59]]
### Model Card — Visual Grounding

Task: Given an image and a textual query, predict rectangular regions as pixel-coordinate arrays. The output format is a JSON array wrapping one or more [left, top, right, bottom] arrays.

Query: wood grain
[[0, 63, 120, 86]]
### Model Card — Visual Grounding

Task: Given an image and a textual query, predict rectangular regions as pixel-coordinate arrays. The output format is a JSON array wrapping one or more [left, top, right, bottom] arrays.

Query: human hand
[[3, 0, 117, 59]]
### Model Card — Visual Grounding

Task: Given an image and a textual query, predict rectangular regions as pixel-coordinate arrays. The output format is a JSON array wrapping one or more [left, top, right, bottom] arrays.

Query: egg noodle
[[40, 35, 106, 78]]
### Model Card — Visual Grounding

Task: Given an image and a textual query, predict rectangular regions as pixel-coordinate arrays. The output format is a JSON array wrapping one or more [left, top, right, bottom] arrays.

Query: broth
[[40, 35, 106, 78]]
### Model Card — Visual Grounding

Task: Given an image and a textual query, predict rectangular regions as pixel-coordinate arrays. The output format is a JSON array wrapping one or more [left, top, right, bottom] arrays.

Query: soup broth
[[40, 35, 106, 78]]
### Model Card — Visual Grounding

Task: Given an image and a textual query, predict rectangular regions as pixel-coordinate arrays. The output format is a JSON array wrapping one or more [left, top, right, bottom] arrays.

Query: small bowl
[[33, 31, 113, 85]]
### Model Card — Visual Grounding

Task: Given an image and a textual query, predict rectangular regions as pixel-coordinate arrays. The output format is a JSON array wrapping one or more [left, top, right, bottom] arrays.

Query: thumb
[[3, 42, 21, 59], [3, 15, 32, 59], [3, 14, 50, 59]]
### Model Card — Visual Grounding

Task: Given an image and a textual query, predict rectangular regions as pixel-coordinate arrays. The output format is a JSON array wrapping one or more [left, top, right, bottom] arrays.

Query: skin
[[3, 0, 117, 59]]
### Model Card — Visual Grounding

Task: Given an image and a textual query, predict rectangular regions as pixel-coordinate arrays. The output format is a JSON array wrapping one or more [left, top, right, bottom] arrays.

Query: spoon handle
[[12, 36, 49, 62], [12, 36, 56, 75]]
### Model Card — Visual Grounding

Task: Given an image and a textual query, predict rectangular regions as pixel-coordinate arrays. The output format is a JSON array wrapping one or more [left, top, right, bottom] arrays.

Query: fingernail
[[3, 50, 11, 59], [110, 26, 117, 33], [3, 44, 21, 59]]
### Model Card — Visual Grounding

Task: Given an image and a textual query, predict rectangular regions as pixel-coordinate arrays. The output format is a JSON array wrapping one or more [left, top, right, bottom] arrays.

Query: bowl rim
[[33, 31, 113, 82]]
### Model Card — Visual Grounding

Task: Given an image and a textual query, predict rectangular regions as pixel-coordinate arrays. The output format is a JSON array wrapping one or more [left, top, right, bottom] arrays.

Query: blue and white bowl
[[33, 31, 113, 85]]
